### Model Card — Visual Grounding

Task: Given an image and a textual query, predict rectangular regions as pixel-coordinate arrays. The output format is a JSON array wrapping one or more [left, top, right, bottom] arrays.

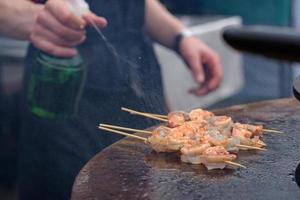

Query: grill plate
[[72, 98, 300, 200]]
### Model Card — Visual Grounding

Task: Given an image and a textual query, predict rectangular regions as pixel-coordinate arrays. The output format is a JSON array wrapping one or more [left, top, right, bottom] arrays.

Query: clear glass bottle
[[27, 51, 86, 119]]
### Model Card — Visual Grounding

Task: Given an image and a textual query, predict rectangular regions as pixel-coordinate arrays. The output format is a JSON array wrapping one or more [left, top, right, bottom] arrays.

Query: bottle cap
[[65, 0, 90, 16]]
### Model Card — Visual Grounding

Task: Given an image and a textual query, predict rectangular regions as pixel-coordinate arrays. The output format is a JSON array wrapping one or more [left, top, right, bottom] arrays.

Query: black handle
[[293, 75, 300, 102], [223, 26, 300, 62]]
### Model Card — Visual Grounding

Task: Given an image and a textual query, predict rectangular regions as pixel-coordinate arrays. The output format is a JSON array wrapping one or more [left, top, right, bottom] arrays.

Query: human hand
[[30, 0, 107, 57], [179, 37, 223, 96]]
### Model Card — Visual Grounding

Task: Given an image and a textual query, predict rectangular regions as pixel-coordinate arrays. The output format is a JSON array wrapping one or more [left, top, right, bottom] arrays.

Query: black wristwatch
[[173, 29, 193, 54]]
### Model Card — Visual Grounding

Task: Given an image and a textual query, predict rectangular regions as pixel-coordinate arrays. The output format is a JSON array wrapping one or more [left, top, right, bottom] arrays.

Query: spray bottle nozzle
[[65, 0, 90, 17], [65, 0, 120, 72]]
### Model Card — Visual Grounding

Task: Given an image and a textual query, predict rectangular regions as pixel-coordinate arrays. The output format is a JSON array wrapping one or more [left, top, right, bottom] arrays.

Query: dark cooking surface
[[71, 98, 300, 200]]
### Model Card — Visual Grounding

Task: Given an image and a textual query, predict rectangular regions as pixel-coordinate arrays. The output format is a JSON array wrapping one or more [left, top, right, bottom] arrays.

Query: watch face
[[293, 75, 300, 102]]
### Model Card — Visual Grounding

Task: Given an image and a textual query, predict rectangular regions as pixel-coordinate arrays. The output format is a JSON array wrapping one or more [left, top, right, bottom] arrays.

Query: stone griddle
[[71, 98, 300, 200]]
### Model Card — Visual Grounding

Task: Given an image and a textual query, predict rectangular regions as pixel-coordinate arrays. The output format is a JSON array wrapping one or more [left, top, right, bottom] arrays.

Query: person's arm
[[0, 0, 107, 57], [145, 0, 223, 96], [144, 0, 184, 48], [0, 0, 43, 40]]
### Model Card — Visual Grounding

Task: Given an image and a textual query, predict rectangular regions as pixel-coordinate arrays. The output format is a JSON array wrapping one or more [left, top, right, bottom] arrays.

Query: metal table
[[71, 98, 300, 200]]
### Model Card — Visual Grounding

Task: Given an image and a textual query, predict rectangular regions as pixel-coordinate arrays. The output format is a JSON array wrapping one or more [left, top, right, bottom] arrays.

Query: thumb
[[82, 12, 108, 28]]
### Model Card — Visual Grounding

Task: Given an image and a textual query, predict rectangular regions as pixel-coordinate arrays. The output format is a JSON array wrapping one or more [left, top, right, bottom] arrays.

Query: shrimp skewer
[[200, 146, 240, 170], [98, 125, 246, 169], [121, 107, 282, 134], [99, 124, 266, 152], [181, 145, 245, 169], [232, 127, 267, 148]]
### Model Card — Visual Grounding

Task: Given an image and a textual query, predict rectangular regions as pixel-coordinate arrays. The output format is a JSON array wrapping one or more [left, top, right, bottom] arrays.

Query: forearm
[[0, 0, 43, 40], [145, 0, 185, 49]]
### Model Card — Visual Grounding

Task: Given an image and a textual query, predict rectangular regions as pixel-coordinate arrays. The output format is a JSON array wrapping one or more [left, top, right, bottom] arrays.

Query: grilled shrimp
[[180, 141, 211, 164], [189, 108, 214, 121], [168, 111, 189, 128], [202, 146, 236, 161], [207, 116, 233, 137], [199, 146, 237, 170], [147, 126, 173, 153], [234, 123, 263, 136], [232, 127, 265, 148], [204, 129, 229, 147]]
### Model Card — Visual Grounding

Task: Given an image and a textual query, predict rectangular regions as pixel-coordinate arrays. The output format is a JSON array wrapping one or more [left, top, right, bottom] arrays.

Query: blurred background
[[0, 0, 298, 199]]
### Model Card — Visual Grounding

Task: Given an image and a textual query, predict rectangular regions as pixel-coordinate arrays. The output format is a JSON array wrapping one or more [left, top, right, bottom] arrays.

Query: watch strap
[[173, 29, 193, 54]]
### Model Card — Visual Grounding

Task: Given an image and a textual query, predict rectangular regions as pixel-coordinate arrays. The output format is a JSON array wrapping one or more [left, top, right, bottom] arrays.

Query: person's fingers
[[189, 84, 210, 96], [185, 53, 205, 84], [34, 23, 86, 47], [36, 10, 85, 42], [189, 56, 222, 96], [82, 12, 108, 28], [30, 34, 77, 57], [201, 47, 223, 90], [46, 0, 85, 30], [180, 37, 223, 96]]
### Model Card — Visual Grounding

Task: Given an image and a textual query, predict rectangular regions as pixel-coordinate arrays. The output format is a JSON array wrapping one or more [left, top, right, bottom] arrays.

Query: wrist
[[172, 29, 193, 54]]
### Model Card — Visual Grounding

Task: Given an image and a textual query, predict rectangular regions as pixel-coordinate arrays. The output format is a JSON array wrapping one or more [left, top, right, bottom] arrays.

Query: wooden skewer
[[150, 114, 168, 119], [124, 109, 168, 119], [121, 107, 168, 122], [235, 144, 266, 151], [100, 124, 152, 134], [135, 111, 168, 119], [98, 126, 147, 142], [144, 113, 168, 119], [262, 129, 283, 134], [224, 161, 247, 169]]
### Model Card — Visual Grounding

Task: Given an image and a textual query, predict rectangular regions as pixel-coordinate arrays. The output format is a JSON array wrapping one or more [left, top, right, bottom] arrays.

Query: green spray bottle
[[27, 0, 90, 119]]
